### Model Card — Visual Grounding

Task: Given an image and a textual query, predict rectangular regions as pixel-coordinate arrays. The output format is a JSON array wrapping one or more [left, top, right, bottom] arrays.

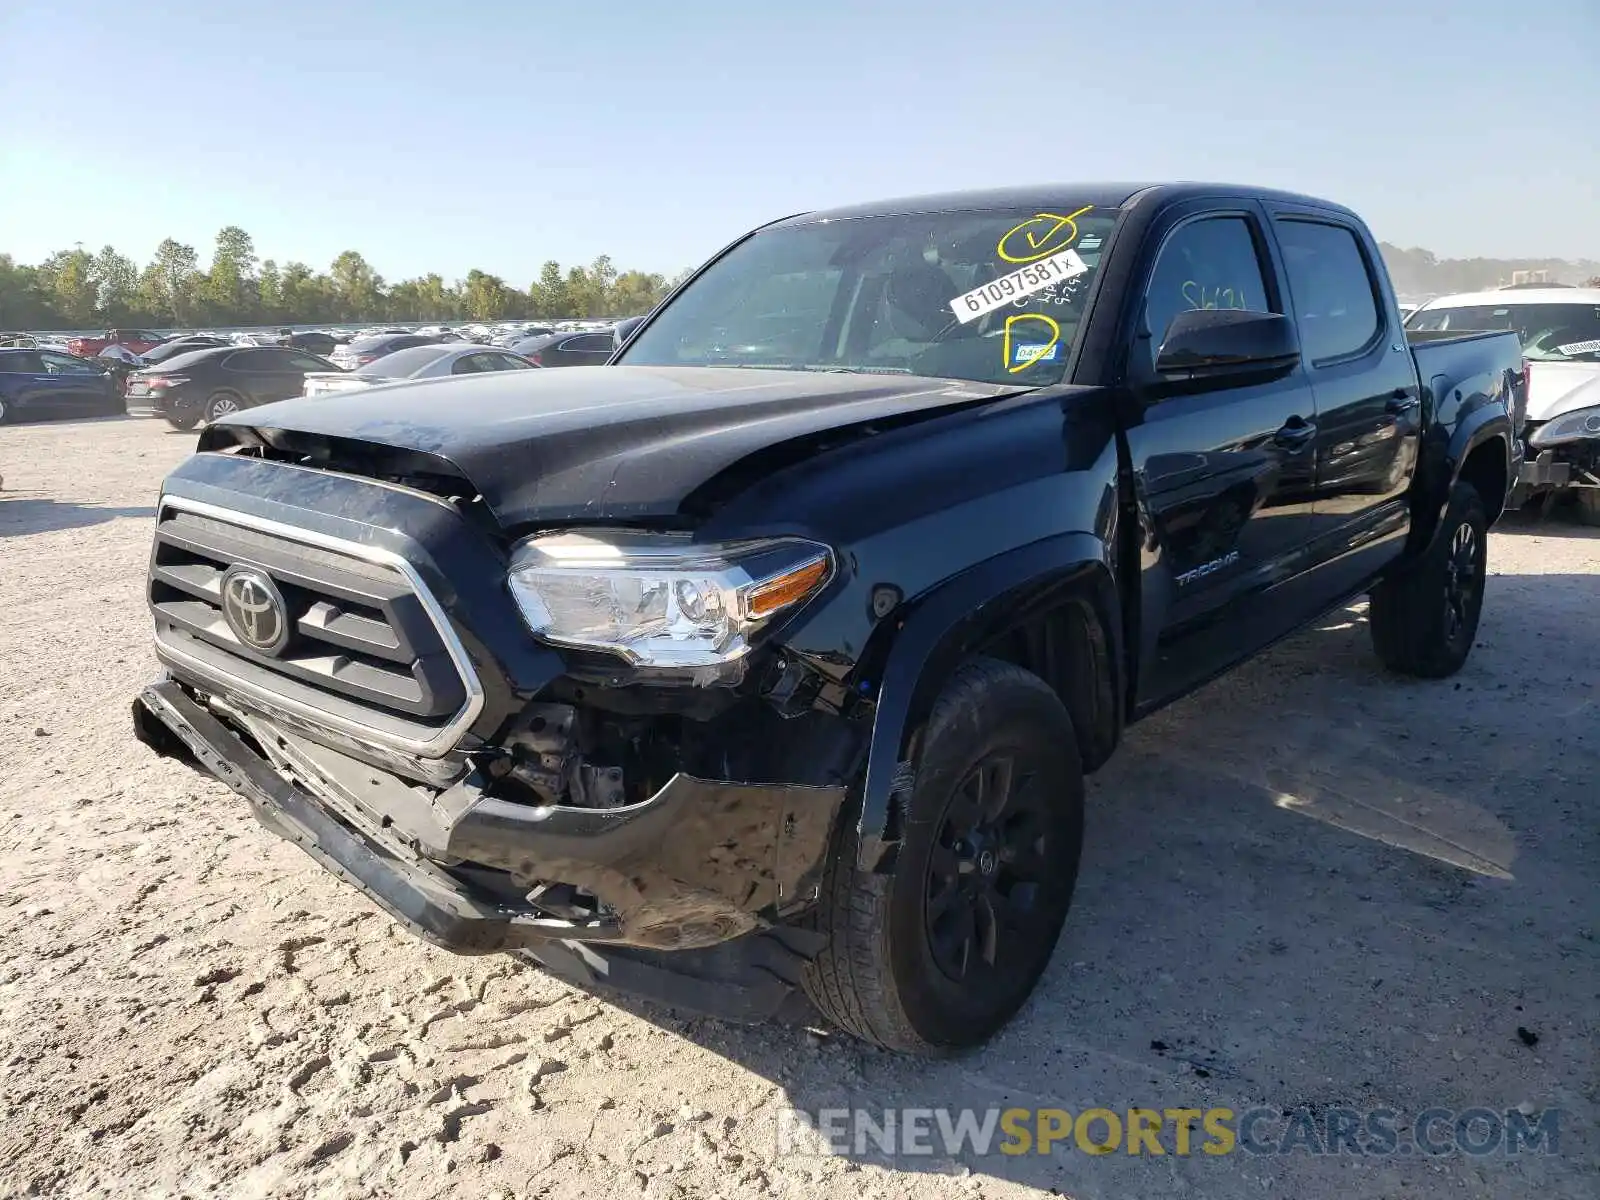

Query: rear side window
[[0, 351, 45, 372], [562, 334, 613, 353], [41, 352, 102, 374], [1143, 216, 1272, 367], [1276, 221, 1382, 363]]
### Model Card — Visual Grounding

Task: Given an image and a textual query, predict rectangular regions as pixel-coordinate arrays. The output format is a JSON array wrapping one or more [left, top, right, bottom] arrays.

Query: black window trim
[[1272, 214, 1388, 370]]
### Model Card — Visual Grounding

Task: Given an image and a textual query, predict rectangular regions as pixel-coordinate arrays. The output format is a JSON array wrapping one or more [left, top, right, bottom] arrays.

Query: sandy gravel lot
[[1, 416, 1595, 1200]]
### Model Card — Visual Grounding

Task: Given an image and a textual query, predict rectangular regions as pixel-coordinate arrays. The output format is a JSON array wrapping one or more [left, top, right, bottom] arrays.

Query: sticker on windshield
[[1003, 313, 1061, 373], [1011, 342, 1059, 364], [1557, 338, 1600, 356], [950, 250, 1089, 325]]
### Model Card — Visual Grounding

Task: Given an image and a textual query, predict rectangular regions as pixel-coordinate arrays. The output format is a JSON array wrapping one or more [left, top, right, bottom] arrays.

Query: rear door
[[1266, 209, 1419, 585], [557, 333, 615, 365], [233, 348, 330, 403], [1119, 202, 1323, 708], [39, 351, 114, 412]]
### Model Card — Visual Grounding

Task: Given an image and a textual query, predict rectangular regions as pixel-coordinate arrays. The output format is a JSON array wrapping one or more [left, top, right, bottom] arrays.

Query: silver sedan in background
[[300, 343, 538, 398]]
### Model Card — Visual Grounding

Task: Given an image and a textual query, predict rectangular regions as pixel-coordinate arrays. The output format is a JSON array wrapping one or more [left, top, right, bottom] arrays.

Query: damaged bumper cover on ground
[[132, 676, 846, 1013]]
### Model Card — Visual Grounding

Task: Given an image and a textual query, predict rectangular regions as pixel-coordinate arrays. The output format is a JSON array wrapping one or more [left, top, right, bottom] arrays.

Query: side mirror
[[1154, 308, 1300, 381]]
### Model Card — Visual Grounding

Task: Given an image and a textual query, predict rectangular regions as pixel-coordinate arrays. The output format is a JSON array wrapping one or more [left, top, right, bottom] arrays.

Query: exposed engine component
[[501, 702, 629, 809]]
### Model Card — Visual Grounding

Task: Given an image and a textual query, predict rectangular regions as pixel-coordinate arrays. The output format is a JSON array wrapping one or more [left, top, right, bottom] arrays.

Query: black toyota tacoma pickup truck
[[132, 183, 1521, 1055]]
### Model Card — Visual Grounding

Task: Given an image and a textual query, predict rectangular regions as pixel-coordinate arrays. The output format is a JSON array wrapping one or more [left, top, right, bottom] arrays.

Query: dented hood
[[204, 365, 1021, 527]]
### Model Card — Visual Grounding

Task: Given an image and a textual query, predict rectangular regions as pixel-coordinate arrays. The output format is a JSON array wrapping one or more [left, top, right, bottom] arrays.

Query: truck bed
[[1409, 328, 1526, 431]]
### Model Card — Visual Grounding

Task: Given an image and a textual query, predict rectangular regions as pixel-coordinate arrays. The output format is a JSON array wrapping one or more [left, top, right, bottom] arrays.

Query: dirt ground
[[1, 416, 1595, 1200]]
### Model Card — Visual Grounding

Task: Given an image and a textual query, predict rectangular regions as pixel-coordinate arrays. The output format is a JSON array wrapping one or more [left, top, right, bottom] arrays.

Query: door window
[[40, 352, 103, 375], [1143, 217, 1273, 370], [1, 352, 45, 373], [1275, 221, 1382, 364], [485, 353, 534, 371], [222, 350, 267, 371], [562, 334, 613, 354]]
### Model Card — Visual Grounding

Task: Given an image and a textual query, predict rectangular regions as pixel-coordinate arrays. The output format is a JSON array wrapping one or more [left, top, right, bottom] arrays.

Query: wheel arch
[[852, 533, 1124, 873], [1456, 435, 1510, 527], [1412, 407, 1513, 554]]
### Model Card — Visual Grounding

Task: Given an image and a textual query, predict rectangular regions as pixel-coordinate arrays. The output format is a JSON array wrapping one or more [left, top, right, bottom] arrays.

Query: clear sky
[[2, 0, 1596, 282]]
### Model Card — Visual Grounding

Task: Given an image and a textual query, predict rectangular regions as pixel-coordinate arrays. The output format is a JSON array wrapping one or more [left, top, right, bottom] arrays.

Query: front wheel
[[800, 657, 1084, 1055], [1369, 480, 1488, 678]]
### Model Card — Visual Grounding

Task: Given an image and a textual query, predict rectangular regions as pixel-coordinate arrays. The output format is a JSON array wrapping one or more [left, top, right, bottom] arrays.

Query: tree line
[[0, 226, 690, 331], [4, 224, 1598, 332], [1375, 245, 1600, 299]]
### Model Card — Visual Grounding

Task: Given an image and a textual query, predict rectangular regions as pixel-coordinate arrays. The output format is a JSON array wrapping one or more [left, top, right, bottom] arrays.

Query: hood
[[202, 365, 1024, 528], [1527, 360, 1600, 423]]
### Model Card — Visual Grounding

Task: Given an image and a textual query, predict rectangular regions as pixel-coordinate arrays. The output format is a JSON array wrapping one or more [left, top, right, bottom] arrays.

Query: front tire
[[801, 657, 1084, 1055], [1369, 480, 1488, 678]]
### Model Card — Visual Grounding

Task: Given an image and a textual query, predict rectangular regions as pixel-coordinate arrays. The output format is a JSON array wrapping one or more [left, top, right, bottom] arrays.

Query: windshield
[[1408, 301, 1600, 362], [619, 206, 1121, 386]]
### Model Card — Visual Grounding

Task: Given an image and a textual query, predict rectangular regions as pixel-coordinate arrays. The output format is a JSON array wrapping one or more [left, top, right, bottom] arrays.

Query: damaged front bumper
[[132, 676, 847, 964]]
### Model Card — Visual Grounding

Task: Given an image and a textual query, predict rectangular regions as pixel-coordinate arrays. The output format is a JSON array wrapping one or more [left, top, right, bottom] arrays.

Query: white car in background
[[300, 343, 538, 398], [1408, 286, 1600, 519]]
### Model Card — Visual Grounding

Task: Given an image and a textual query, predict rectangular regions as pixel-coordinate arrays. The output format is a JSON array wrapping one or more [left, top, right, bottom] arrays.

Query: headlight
[[507, 530, 834, 672], [1529, 404, 1600, 448]]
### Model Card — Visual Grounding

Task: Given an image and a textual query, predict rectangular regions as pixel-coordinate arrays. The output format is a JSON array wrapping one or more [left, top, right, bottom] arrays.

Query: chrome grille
[[148, 497, 483, 756]]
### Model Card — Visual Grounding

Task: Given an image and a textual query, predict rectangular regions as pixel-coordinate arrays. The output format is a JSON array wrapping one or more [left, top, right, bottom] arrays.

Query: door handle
[[1274, 417, 1317, 449], [1387, 389, 1420, 414]]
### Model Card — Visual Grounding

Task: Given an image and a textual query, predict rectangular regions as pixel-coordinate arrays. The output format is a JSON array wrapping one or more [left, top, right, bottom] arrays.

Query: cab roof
[[771, 181, 1359, 226]]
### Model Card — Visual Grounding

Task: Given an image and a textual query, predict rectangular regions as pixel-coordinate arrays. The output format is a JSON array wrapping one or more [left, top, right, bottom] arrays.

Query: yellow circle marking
[[997, 205, 1094, 264]]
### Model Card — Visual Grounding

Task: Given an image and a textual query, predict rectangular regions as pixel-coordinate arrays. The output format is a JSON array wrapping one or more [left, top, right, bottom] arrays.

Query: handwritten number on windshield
[[998, 206, 1094, 264]]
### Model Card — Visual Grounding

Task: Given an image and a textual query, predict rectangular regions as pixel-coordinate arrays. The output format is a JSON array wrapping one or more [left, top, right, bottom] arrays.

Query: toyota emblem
[[220, 565, 290, 656]]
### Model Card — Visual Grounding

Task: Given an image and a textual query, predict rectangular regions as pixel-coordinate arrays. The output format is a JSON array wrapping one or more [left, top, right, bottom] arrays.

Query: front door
[[1120, 206, 1323, 709]]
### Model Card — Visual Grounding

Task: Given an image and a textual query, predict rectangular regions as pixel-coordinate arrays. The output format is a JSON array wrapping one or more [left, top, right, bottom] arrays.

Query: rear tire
[[1369, 480, 1488, 678], [800, 657, 1084, 1055], [164, 410, 199, 432], [204, 391, 243, 424], [0, 396, 9, 425]]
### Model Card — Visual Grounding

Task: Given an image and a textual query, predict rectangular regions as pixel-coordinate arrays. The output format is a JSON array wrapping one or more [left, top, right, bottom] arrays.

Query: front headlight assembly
[[507, 530, 834, 674], [1529, 405, 1600, 449]]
